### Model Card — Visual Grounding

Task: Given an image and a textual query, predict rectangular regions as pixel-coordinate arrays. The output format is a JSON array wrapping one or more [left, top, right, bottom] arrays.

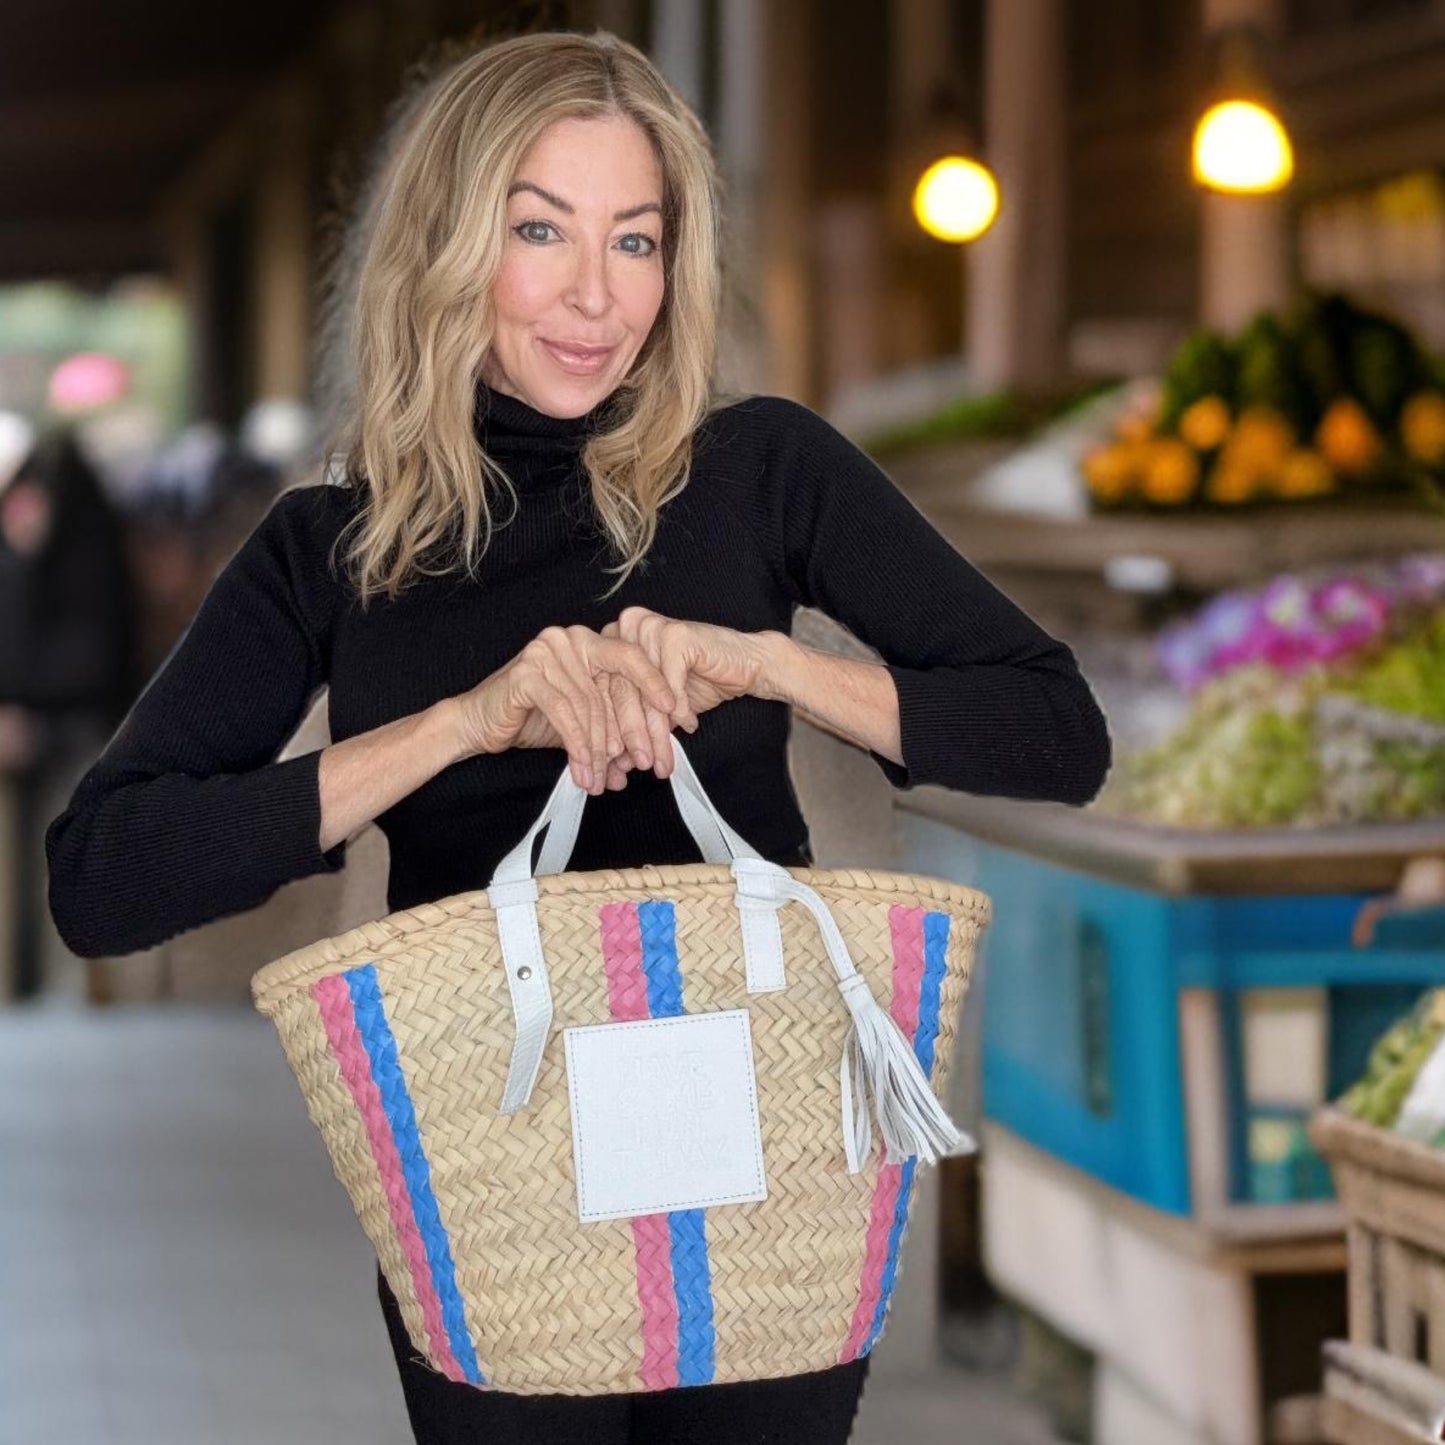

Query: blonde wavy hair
[[321, 28, 737, 606]]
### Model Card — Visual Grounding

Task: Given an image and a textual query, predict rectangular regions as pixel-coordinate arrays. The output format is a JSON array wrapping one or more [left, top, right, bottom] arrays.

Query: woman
[[46, 27, 1111, 1445]]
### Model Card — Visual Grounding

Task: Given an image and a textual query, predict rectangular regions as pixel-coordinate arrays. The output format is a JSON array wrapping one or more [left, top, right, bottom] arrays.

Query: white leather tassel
[[840, 1024, 874, 1175], [726, 859, 976, 1174], [837, 974, 976, 1173]]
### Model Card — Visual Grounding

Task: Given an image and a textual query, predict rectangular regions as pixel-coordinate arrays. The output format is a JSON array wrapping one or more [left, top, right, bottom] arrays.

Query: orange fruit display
[[1315, 397, 1384, 476]]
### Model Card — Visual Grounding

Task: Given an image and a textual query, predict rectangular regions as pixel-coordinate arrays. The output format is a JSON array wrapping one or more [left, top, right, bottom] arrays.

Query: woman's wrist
[[750, 630, 804, 704], [430, 694, 483, 766], [317, 696, 480, 855], [760, 633, 904, 765]]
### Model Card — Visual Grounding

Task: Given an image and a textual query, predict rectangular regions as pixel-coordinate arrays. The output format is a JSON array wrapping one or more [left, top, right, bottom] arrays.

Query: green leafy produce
[[1159, 331, 1236, 432], [1096, 604, 1445, 828], [1293, 293, 1352, 427], [1095, 673, 1322, 827], [861, 381, 1115, 458], [1236, 312, 1308, 419], [1331, 609, 1445, 724], [1350, 315, 1428, 428], [1338, 990, 1445, 1129], [1123, 292, 1445, 518]]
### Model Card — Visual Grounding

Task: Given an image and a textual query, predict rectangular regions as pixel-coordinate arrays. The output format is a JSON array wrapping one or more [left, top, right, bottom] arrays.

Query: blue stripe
[[865, 1156, 918, 1352], [347, 964, 484, 1385], [669, 1208, 717, 1384], [863, 910, 952, 1355], [637, 898, 715, 1383], [638, 900, 684, 1018], [915, 911, 951, 1077]]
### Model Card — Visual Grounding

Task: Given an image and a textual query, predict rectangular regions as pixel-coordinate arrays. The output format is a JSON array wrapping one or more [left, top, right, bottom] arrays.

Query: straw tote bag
[[251, 731, 990, 1395]]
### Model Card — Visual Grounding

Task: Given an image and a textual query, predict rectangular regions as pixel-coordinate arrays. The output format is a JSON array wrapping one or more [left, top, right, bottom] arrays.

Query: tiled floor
[[0, 999, 1059, 1444]]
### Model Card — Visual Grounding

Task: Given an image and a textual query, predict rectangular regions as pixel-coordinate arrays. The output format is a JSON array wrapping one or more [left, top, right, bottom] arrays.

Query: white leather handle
[[486, 732, 789, 1114], [525, 730, 744, 879], [484, 731, 975, 1173]]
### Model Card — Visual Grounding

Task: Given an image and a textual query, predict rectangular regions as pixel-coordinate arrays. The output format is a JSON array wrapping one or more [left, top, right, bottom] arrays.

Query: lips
[[544, 340, 614, 357], [540, 338, 616, 375]]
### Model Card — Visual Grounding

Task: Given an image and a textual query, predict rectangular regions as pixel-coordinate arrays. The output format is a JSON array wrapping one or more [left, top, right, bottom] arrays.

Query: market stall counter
[[887, 790, 1445, 1445]]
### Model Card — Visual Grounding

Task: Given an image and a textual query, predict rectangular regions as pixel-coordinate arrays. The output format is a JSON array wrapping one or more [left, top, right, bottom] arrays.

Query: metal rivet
[[516, 965, 532, 981]]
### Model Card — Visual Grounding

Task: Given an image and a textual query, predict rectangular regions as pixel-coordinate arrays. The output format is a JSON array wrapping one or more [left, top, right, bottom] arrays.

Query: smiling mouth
[[545, 340, 613, 356], [541, 339, 616, 373]]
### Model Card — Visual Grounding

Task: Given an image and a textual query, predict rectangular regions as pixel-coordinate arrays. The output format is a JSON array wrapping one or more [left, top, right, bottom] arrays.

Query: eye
[[512, 220, 660, 257], [514, 220, 558, 244]]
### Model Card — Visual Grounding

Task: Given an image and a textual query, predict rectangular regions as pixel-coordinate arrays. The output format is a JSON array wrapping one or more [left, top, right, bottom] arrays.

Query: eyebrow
[[507, 180, 662, 222]]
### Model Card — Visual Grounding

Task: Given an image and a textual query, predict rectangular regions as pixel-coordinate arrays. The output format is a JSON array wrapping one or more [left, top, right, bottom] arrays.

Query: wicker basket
[[1307, 1107, 1445, 1442], [251, 734, 990, 1395]]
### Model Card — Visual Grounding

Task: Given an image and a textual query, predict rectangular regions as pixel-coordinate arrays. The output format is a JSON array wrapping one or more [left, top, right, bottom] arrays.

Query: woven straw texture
[[251, 861, 990, 1395]]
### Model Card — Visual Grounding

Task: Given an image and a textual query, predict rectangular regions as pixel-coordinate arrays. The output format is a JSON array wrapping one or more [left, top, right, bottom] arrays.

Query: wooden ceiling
[[0, 0, 336, 282]]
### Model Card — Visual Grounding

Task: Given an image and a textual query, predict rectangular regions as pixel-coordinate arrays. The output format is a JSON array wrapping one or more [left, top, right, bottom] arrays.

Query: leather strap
[[488, 734, 972, 1170], [489, 733, 786, 1114]]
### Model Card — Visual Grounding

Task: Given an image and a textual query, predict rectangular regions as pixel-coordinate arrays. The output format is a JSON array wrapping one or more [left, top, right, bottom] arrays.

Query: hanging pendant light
[[1192, 26, 1294, 195], [907, 79, 1001, 244]]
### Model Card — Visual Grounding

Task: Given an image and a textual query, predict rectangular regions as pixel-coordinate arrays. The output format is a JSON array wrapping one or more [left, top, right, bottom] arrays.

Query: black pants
[[377, 1263, 871, 1443]]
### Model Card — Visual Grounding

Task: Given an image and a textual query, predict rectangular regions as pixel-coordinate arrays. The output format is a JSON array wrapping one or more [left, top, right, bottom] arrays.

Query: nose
[[567, 241, 612, 318]]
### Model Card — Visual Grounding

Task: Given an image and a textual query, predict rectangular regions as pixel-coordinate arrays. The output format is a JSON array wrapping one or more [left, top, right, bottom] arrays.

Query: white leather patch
[[564, 1010, 768, 1223]]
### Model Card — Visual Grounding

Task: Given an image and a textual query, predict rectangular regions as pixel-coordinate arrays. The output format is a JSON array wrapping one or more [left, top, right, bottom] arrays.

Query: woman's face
[[481, 113, 666, 418]]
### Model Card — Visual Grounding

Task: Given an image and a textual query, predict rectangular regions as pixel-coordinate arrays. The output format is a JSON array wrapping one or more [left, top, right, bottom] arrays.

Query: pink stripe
[[839, 906, 929, 1363], [600, 901, 650, 1021], [887, 905, 927, 1040], [840, 1163, 904, 1362], [311, 974, 465, 1384], [631, 1213, 680, 1388], [600, 900, 679, 1385]]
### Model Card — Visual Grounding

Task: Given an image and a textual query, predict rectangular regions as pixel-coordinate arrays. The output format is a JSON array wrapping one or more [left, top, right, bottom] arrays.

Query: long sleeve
[[45, 487, 349, 959], [759, 397, 1111, 804]]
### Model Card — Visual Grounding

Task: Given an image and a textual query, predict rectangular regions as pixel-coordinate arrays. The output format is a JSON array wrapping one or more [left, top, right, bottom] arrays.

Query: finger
[[619, 628, 679, 777], [660, 641, 695, 730], [525, 676, 592, 788], [534, 634, 599, 785], [608, 673, 654, 770], [601, 683, 622, 760], [554, 631, 614, 792], [596, 636, 676, 714], [643, 693, 674, 778], [585, 676, 607, 793], [632, 616, 696, 731]]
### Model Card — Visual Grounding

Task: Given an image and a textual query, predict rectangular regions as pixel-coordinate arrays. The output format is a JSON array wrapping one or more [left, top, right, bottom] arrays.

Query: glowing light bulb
[[1192, 99, 1294, 194], [912, 156, 1000, 243]]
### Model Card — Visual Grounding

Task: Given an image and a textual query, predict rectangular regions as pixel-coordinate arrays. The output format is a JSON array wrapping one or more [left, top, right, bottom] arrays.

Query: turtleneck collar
[[473, 375, 621, 455], [470, 376, 626, 496]]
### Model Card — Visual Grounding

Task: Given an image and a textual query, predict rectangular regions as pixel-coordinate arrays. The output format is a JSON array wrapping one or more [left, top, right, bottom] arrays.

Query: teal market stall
[[890, 789, 1445, 1445]]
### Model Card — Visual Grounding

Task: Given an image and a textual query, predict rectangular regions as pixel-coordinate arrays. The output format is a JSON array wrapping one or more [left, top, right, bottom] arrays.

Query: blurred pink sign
[[48, 352, 130, 412]]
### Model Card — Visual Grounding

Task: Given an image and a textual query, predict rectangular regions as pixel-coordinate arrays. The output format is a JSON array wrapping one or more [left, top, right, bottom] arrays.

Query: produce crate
[[1316, 1340, 1445, 1445], [1308, 1107, 1445, 1443]]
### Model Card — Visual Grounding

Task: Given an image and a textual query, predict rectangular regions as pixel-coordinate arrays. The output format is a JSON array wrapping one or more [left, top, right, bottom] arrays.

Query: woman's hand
[[451, 625, 688, 793], [505, 670, 690, 792], [493, 608, 772, 790], [600, 607, 773, 746]]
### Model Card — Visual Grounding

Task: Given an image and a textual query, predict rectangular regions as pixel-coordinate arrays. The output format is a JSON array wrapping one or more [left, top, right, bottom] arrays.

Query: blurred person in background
[[0, 424, 139, 997]]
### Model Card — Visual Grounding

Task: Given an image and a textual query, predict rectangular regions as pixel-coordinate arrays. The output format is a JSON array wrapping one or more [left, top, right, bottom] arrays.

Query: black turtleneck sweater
[[45, 382, 1111, 960]]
